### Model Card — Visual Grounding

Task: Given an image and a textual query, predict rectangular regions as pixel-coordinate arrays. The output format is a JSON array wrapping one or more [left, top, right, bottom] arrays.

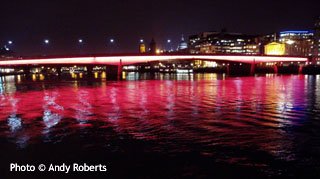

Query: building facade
[[314, 17, 320, 60], [188, 31, 260, 55], [278, 31, 314, 57]]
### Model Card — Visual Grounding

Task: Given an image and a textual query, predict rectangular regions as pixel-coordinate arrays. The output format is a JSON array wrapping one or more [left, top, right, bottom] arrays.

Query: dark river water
[[1, 73, 320, 178]]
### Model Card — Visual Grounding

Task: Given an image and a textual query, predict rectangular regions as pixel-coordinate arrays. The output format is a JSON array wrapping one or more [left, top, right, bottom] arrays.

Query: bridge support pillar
[[273, 64, 278, 74], [117, 59, 123, 80], [23, 66, 31, 77], [226, 64, 230, 75], [250, 63, 255, 75], [56, 66, 62, 76], [86, 65, 94, 77], [299, 65, 303, 74], [106, 65, 120, 80]]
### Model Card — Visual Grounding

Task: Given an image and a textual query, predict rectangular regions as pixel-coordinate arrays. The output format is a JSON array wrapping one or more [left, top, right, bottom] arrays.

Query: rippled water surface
[[1, 73, 320, 178]]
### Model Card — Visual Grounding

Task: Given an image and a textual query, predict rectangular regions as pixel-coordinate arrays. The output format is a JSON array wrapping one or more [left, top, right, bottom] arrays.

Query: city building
[[149, 38, 156, 54], [278, 30, 314, 57], [264, 30, 314, 56], [264, 42, 286, 55], [177, 35, 188, 52], [188, 31, 260, 55], [189, 32, 217, 54], [139, 42, 146, 53], [258, 33, 277, 54], [314, 16, 320, 60]]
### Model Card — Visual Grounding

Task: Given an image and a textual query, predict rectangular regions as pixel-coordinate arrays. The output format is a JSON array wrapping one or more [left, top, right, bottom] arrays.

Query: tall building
[[314, 16, 320, 60], [149, 38, 156, 54]]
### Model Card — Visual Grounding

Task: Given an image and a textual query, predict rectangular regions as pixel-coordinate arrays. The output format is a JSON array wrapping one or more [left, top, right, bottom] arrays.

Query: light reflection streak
[[75, 90, 92, 124], [42, 92, 64, 129], [108, 87, 120, 122], [7, 96, 22, 132]]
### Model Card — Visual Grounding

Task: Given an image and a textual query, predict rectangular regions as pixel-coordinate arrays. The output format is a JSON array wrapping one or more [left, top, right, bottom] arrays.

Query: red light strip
[[0, 55, 308, 66]]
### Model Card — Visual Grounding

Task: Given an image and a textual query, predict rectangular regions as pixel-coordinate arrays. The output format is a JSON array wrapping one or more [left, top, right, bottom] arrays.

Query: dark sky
[[0, 0, 319, 56]]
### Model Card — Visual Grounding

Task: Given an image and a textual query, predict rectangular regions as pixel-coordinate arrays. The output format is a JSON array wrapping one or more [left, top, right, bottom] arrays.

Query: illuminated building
[[188, 31, 260, 55], [177, 35, 188, 52], [278, 30, 314, 56], [194, 60, 218, 68], [139, 43, 146, 53], [189, 32, 217, 54], [314, 17, 320, 60], [258, 33, 277, 54], [264, 42, 286, 55]]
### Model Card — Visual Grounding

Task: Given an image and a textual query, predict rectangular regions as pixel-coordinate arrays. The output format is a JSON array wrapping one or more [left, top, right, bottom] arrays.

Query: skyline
[[1, 0, 320, 55]]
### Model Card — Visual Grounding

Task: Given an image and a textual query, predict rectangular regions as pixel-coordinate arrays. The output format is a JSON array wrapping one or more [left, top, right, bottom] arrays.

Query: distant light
[[286, 40, 295, 45], [8, 41, 13, 45], [140, 39, 144, 43], [110, 39, 114, 43], [78, 39, 83, 43], [44, 39, 49, 44], [167, 39, 171, 43]]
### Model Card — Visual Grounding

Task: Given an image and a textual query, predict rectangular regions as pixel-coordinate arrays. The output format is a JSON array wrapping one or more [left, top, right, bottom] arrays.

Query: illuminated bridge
[[0, 54, 309, 77], [0, 54, 308, 66]]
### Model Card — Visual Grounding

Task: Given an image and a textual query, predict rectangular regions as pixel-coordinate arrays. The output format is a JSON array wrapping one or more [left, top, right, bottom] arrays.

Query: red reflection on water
[[0, 74, 314, 161]]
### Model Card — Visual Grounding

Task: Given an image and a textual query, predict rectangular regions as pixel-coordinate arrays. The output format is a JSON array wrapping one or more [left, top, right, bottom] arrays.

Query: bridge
[[0, 54, 309, 77], [0, 54, 308, 66]]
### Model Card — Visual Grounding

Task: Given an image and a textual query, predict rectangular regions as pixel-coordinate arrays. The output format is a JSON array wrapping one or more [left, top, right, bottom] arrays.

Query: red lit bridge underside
[[0, 55, 308, 66]]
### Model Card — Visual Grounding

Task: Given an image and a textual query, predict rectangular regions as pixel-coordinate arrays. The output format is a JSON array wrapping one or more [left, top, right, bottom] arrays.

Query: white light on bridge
[[44, 39, 50, 44], [8, 41, 13, 45], [78, 39, 83, 43]]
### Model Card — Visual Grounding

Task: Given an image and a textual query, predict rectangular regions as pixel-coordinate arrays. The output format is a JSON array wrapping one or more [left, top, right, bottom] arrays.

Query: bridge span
[[0, 54, 308, 66]]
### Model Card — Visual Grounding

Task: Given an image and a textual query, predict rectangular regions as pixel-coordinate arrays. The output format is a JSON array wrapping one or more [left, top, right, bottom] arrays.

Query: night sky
[[1, 0, 319, 56]]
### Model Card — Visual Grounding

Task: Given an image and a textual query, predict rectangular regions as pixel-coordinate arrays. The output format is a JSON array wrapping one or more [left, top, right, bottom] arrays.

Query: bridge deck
[[0, 55, 308, 66]]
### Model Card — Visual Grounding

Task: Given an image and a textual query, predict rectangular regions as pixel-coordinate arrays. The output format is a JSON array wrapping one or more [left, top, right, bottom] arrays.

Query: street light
[[8, 41, 13, 45], [43, 39, 50, 56], [140, 39, 144, 43], [110, 39, 114, 43], [167, 39, 172, 52], [44, 39, 49, 44], [78, 39, 83, 43]]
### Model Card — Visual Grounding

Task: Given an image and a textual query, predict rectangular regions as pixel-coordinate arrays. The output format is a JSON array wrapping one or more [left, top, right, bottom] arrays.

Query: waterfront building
[[188, 31, 260, 55], [314, 16, 320, 60], [278, 30, 314, 57], [258, 33, 277, 54], [188, 32, 217, 54], [264, 42, 286, 55]]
